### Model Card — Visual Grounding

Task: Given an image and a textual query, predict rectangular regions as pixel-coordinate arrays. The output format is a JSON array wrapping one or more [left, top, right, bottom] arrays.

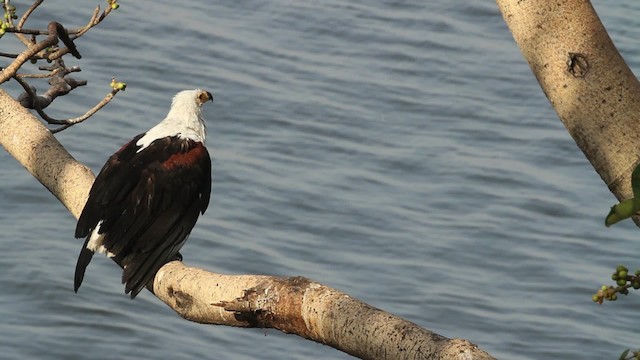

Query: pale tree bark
[[0, 89, 495, 359], [497, 0, 640, 202]]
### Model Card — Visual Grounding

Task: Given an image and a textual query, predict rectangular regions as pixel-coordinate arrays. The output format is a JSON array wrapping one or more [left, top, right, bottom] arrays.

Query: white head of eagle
[[74, 89, 213, 299]]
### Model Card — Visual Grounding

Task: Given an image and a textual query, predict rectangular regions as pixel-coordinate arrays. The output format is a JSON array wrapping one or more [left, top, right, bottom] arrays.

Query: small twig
[[5, 27, 47, 36], [14, 73, 124, 132], [0, 51, 19, 58], [50, 89, 121, 133], [16, 65, 80, 79], [38, 62, 62, 72], [13, 0, 43, 46], [16, 67, 66, 78], [96, 6, 113, 26], [9, 3, 107, 38], [70, 6, 105, 38], [49, 123, 73, 134], [17, 0, 43, 30], [49, 7, 109, 60]]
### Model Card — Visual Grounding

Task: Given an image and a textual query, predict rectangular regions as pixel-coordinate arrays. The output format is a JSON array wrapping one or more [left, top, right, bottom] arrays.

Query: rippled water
[[1, 1, 640, 359]]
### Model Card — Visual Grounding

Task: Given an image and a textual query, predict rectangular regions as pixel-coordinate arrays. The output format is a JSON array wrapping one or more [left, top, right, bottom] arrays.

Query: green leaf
[[605, 198, 640, 227], [618, 348, 630, 360]]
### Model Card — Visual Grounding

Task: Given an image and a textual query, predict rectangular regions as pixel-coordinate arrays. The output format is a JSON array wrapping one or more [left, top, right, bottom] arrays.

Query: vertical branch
[[497, 0, 640, 203]]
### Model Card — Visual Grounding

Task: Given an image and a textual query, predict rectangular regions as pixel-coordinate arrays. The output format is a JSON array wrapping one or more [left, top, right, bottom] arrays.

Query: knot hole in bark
[[567, 52, 589, 77]]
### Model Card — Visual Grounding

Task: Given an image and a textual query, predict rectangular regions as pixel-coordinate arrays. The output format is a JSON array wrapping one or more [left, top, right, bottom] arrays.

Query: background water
[[0, 1, 639, 359]]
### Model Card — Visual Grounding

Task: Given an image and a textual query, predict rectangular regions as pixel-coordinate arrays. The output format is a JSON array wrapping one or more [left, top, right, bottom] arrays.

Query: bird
[[74, 89, 213, 299]]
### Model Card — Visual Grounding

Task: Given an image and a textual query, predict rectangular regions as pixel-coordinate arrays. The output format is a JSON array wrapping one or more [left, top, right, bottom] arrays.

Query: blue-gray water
[[1, 1, 639, 359]]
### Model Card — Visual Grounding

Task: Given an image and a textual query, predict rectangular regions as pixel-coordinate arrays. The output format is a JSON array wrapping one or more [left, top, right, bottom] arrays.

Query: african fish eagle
[[74, 89, 213, 299]]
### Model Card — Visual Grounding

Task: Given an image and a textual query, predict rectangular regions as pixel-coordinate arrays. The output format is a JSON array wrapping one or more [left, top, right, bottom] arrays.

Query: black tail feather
[[74, 238, 94, 293]]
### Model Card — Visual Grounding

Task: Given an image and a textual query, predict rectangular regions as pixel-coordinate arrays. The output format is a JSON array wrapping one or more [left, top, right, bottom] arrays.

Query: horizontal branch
[[0, 89, 494, 360], [155, 262, 490, 359]]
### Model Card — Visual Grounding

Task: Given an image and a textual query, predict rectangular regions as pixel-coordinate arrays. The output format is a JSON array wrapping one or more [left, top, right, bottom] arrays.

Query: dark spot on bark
[[567, 52, 589, 77], [286, 276, 312, 287], [233, 309, 262, 326], [171, 290, 194, 310]]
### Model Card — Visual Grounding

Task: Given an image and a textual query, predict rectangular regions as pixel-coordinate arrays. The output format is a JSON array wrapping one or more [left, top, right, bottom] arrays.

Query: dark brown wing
[[75, 135, 211, 298]]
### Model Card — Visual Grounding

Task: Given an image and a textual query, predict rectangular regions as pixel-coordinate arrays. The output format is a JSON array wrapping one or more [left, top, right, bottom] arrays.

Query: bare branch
[[13, 0, 43, 46], [8, 1, 108, 40], [0, 1, 120, 126], [0, 2, 113, 79], [5, 27, 47, 36], [47, 8, 110, 60], [16, 66, 78, 79], [70, 5, 104, 38], [8, 5, 103, 38], [14, 67, 82, 118], [50, 89, 121, 133], [0, 24, 60, 83], [13, 69, 122, 131], [0, 51, 19, 58], [14, 74, 43, 106], [17, 0, 43, 30], [13, 73, 64, 123]]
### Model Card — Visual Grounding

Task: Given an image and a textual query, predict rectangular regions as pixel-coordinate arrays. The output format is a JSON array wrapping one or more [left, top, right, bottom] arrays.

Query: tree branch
[[0, 1, 118, 130], [497, 0, 640, 204], [0, 89, 495, 360], [14, 0, 43, 46], [0, 21, 80, 83], [0, 31, 58, 83], [17, 0, 43, 31], [49, 88, 121, 133]]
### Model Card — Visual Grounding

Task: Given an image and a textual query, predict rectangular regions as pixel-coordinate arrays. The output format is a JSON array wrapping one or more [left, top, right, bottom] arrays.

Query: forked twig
[[14, 74, 124, 132]]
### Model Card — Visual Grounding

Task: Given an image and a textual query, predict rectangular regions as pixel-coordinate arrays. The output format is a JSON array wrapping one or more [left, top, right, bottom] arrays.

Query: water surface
[[1, 1, 639, 359]]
